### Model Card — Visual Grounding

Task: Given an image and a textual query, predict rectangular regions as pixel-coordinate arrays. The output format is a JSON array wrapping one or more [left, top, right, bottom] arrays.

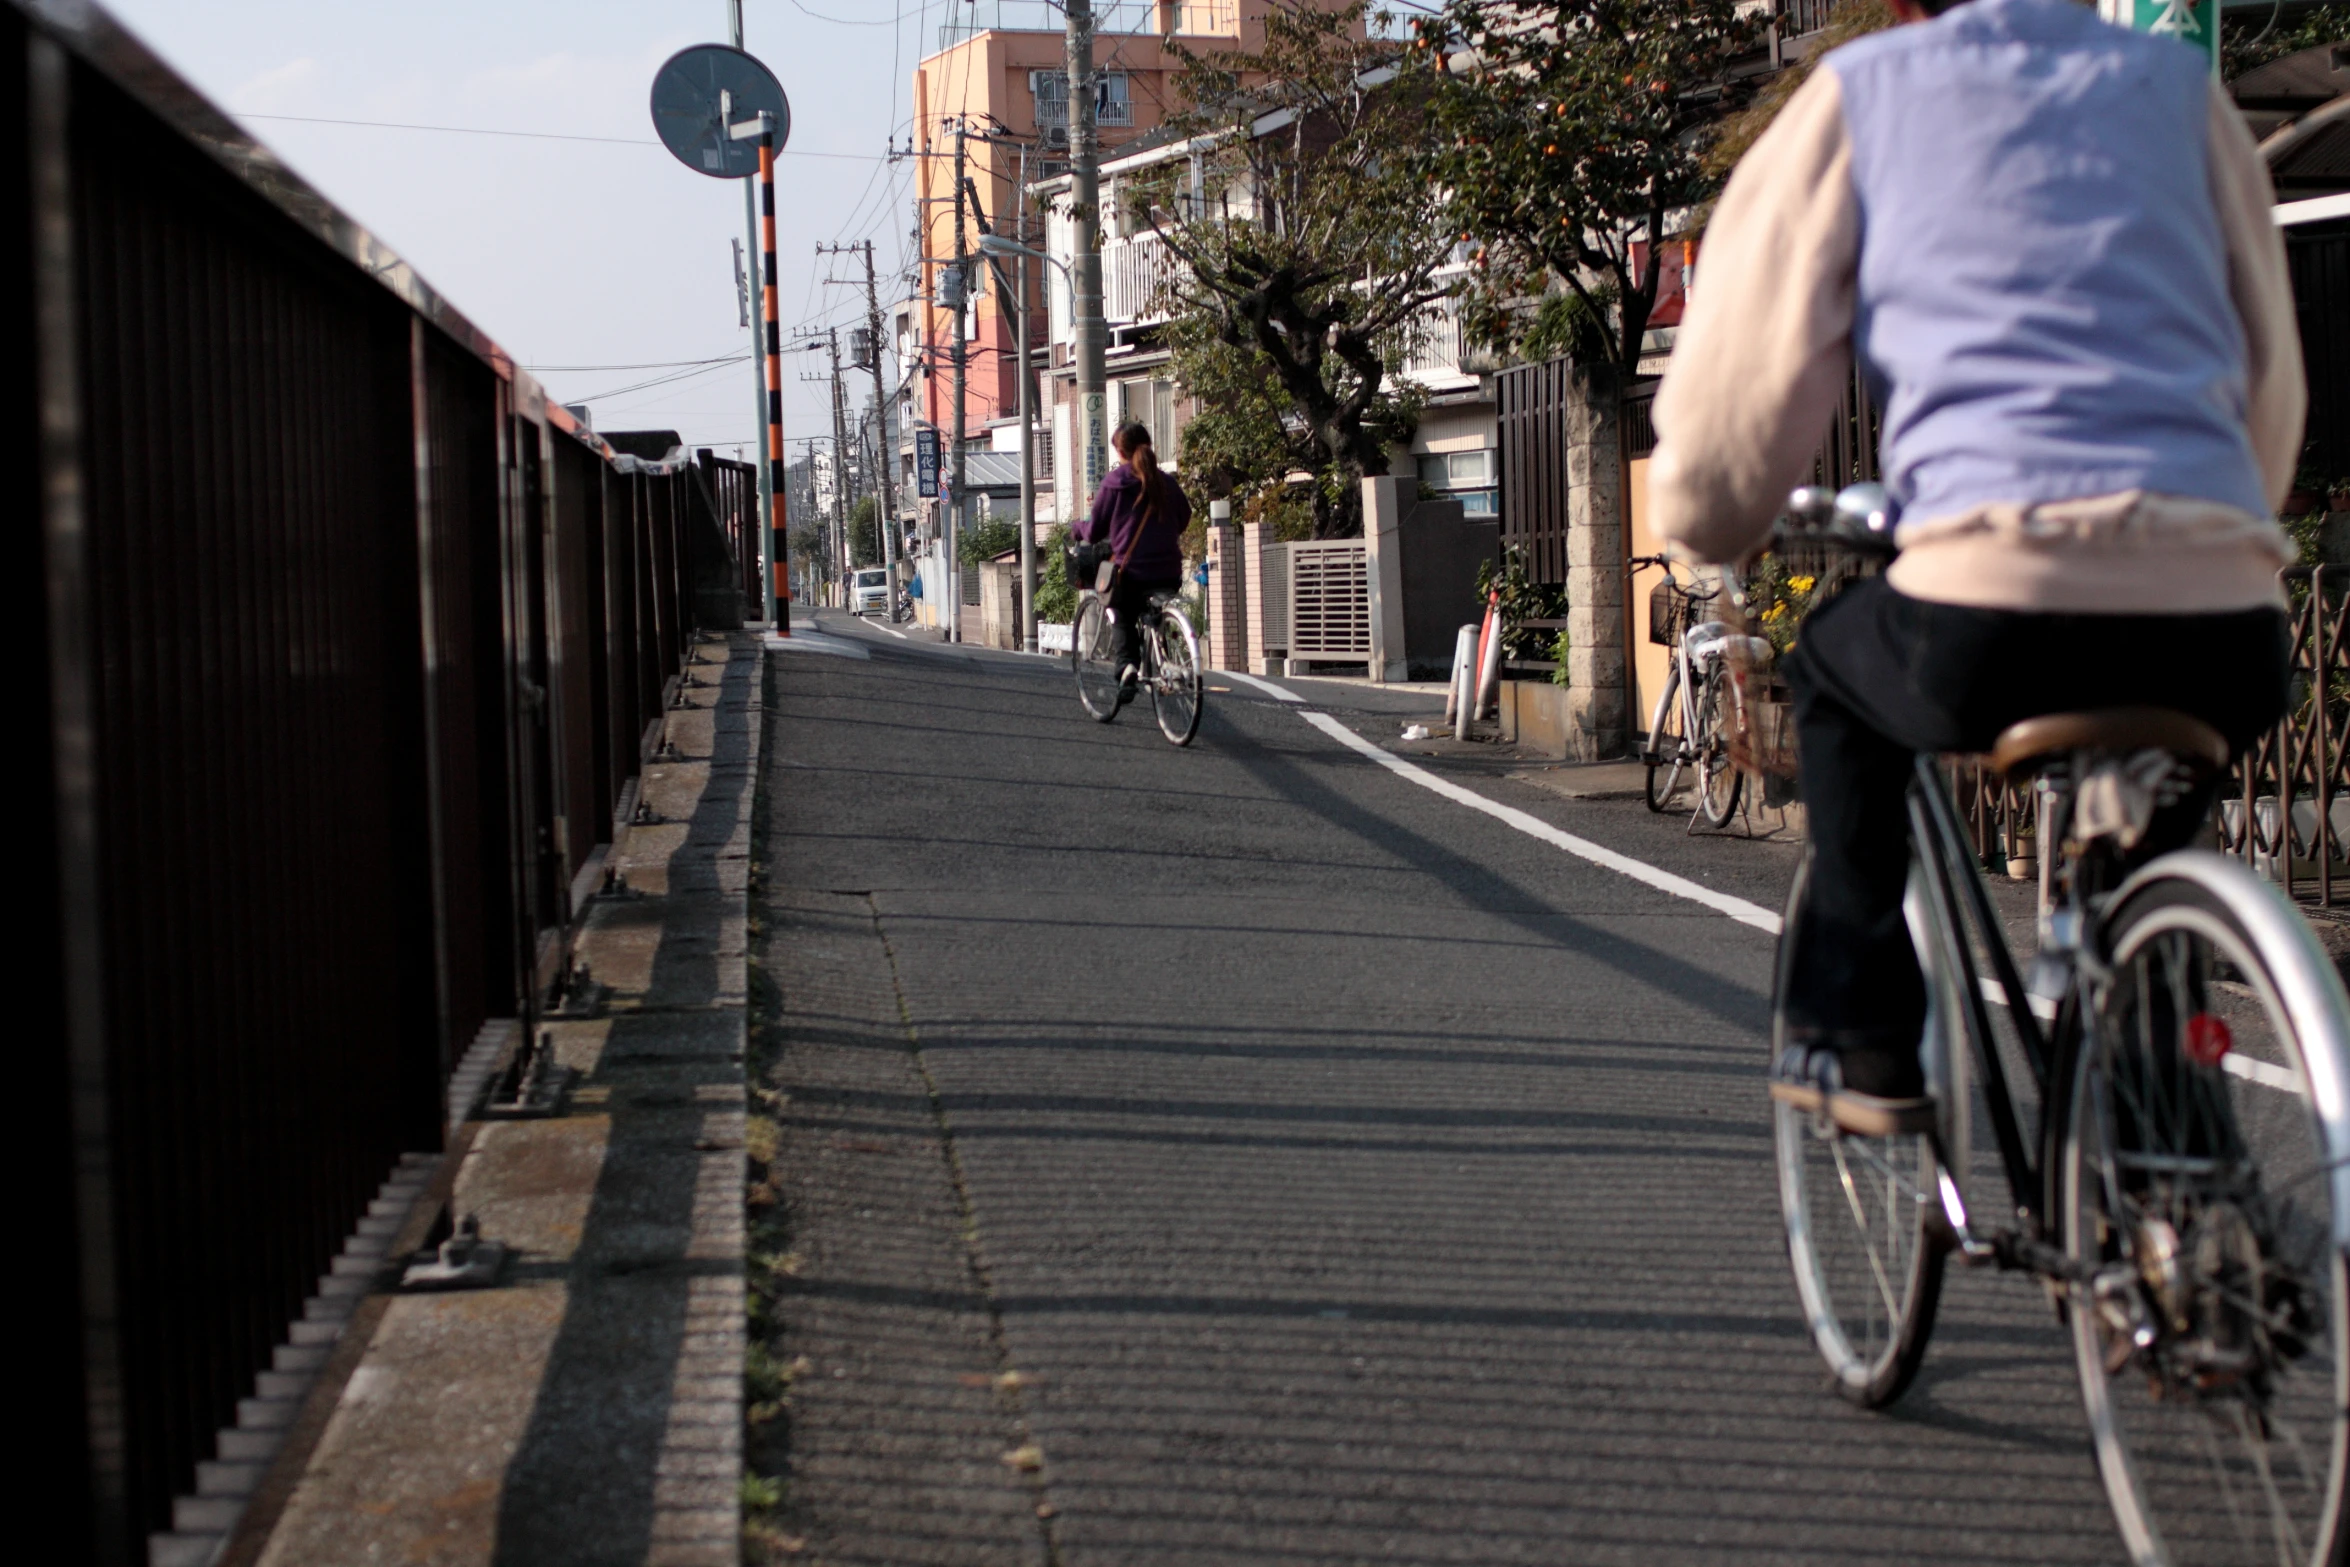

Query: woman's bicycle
[[1071, 572, 1204, 747], [1766, 485, 2350, 1567], [1630, 553, 1770, 828]]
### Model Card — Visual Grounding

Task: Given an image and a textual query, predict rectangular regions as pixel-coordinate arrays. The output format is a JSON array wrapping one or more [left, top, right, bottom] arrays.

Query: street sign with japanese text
[[1082, 392, 1108, 501], [915, 428, 940, 501]]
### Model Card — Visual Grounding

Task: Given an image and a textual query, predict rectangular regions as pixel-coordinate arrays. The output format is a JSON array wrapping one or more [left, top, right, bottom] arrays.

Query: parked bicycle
[[1765, 484, 2350, 1567], [1630, 552, 1770, 828], [1069, 551, 1203, 746]]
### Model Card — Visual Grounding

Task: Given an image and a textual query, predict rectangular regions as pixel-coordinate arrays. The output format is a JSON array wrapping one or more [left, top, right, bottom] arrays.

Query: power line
[[232, 112, 886, 161], [524, 354, 744, 371], [784, 0, 901, 23], [568, 355, 752, 402]]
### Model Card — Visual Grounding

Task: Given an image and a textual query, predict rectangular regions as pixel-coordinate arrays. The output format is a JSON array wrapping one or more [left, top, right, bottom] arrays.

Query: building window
[[1116, 376, 1181, 464], [1418, 449, 1497, 517], [1031, 71, 1131, 130]]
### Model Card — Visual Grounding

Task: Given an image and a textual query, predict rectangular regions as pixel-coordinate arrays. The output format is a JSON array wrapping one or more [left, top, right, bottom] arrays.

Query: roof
[[962, 450, 1029, 493], [2236, 42, 2350, 195], [602, 430, 686, 461]]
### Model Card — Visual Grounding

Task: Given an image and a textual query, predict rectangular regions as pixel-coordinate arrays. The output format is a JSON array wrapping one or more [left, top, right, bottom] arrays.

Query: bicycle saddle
[[1988, 707, 2229, 778], [1146, 591, 1179, 610]]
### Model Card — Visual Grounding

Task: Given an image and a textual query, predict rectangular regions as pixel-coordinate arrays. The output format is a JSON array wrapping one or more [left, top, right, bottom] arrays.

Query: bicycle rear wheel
[[1149, 608, 1203, 746], [1773, 853, 1956, 1407], [1694, 665, 1743, 829], [1644, 666, 1686, 813], [1072, 594, 1121, 723], [2060, 856, 2349, 1567]]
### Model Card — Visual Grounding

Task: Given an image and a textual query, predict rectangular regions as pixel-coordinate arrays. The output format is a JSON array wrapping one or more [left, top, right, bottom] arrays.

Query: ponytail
[[1115, 421, 1162, 519]]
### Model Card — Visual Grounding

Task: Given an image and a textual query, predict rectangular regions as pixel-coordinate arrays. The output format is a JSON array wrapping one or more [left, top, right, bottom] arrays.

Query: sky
[[100, 0, 943, 459]]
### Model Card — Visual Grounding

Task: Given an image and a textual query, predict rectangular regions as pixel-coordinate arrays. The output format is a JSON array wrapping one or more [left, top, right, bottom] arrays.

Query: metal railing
[[1104, 228, 1183, 324], [15, 5, 759, 1559], [2225, 567, 2350, 905], [933, 0, 1236, 54], [1401, 290, 1469, 382], [1778, 0, 1849, 39]]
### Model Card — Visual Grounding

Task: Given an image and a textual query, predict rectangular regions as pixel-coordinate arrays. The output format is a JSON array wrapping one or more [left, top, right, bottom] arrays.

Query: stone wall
[[1561, 366, 1625, 761]]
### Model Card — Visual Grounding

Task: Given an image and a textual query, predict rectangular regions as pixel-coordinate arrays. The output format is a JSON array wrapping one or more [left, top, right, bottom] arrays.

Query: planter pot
[[2284, 488, 2324, 517], [1502, 680, 1575, 758]]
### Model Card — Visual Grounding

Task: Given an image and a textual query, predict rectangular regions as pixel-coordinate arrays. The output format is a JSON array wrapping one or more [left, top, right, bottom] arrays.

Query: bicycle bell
[[1829, 482, 1896, 548], [1784, 485, 1836, 525]]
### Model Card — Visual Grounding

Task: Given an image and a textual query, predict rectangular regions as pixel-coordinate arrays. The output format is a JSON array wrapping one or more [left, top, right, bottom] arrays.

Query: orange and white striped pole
[[759, 116, 789, 634]]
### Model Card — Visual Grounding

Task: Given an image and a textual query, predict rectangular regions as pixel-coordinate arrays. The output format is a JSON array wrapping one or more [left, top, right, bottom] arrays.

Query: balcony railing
[[1401, 290, 1470, 383], [935, 0, 1236, 54], [1778, 0, 1847, 39], [1104, 229, 1184, 324]]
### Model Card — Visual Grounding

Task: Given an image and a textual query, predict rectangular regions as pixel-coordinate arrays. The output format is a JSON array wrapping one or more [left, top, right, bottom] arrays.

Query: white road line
[[2224, 1053, 2305, 1095], [1286, 706, 2315, 1093], [764, 630, 868, 659], [1299, 710, 1784, 933], [1219, 669, 1304, 703], [1973, 981, 2303, 1093], [1979, 976, 2061, 1023]]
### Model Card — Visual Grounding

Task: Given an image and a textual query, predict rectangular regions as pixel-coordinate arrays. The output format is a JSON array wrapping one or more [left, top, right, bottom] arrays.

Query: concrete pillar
[[1562, 365, 1625, 760], [1204, 501, 1248, 672], [1242, 514, 1271, 674], [1361, 476, 1412, 684]]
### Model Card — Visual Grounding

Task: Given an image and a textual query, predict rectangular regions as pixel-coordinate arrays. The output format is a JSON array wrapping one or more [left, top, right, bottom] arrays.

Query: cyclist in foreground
[[1648, 0, 2303, 1134], [1078, 421, 1192, 706]]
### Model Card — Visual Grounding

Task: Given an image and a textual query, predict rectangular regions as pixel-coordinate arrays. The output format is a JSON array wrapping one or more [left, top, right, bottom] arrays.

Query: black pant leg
[[1783, 639, 1929, 1043], [1110, 573, 1178, 674]]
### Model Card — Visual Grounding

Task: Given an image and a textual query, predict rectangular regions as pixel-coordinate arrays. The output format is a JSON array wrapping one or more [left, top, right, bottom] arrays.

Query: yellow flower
[[1762, 603, 1787, 623], [1788, 575, 1817, 595]]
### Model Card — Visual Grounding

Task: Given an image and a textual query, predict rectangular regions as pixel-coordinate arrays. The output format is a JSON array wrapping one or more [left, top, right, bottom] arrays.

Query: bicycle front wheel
[[1644, 665, 1686, 813], [1149, 609, 1203, 746], [1694, 665, 1743, 830], [1773, 853, 1954, 1407], [1072, 594, 1121, 723], [2061, 855, 2349, 1567]]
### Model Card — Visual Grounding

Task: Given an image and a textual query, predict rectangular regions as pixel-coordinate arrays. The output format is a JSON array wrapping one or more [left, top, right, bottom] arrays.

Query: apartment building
[[906, 0, 1319, 539]]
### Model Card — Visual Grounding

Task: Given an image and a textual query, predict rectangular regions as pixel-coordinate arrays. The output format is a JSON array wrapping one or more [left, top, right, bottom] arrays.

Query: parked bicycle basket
[[1647, 578, 1717, 646]]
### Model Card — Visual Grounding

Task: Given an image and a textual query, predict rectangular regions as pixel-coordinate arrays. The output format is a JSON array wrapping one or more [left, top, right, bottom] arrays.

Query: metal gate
[[1287, 541, 1371, 659]]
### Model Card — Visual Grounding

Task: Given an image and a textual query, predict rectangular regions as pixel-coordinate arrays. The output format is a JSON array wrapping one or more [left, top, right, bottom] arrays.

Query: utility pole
[[826, 326, 851, 591], [727, 0, 773, 624], [1066, 0, 1107, 507], [817, 240, 900, 583], [1015, 138, 1035, 655], [949, 116, 969, 643]]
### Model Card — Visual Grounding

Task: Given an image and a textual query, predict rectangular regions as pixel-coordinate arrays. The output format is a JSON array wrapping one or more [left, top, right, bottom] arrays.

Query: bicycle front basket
[[1649, 579, 1701, 645], [1065, 539, 1106, 592]]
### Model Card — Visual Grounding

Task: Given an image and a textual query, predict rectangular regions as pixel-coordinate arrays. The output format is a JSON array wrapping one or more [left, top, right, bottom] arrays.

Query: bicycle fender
[[2112, 850, 2350, 1251]]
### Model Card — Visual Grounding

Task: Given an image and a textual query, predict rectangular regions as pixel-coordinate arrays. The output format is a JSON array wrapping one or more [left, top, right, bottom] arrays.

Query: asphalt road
[[750, 608, 2121, 1567]]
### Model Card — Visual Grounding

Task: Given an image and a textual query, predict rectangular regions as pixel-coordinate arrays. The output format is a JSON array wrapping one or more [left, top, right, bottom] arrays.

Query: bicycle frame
[[1636, 557, 1722, 765], [1906, 756, 2058, 1260], [1906, 753, 2350, 1263]]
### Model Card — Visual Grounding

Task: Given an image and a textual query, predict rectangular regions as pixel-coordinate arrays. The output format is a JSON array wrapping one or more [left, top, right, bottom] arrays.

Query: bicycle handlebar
[[1774, 481, 1900, 560]]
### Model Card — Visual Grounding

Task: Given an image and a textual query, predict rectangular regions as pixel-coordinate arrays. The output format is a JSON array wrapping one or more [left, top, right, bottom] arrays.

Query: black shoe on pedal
[[1769, 1038, 1934, 1137]]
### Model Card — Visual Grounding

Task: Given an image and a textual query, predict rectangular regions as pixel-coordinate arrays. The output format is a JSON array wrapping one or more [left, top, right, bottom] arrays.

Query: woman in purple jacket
[[1079, 422, 1191, 704]]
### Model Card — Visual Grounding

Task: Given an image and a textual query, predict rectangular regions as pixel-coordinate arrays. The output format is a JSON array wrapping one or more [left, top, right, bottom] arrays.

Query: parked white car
[[850, 568, 890, 616]]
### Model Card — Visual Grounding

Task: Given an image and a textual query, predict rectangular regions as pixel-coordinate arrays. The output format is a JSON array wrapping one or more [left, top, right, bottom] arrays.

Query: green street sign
[[2100, 0, 2220, 75]]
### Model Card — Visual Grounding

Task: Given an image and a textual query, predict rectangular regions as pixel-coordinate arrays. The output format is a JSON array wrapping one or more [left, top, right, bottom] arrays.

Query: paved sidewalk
[[238, 631, 759, 1567]]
